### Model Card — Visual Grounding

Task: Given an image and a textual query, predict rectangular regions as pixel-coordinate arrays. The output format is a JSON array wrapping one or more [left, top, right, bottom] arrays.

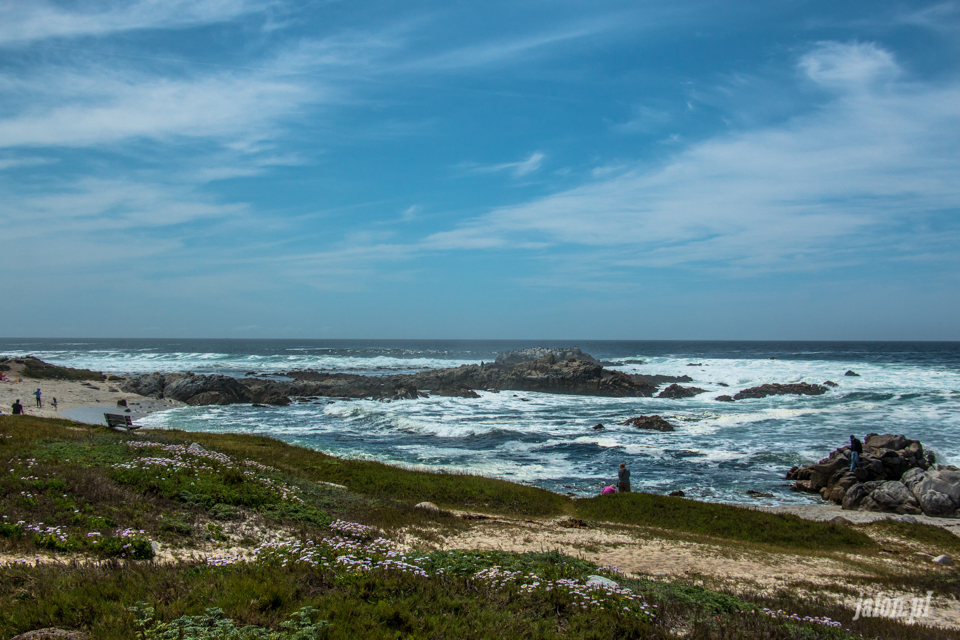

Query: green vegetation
[[871, 520, 960, 555], [13, 356, 105, 381], [575, 493, 875, 551], [161, 430, 570, 517], [1, 415, 957, 639]]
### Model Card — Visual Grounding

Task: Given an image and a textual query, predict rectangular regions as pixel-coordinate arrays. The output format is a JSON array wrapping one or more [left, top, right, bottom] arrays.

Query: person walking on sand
[[12, 399, 24, 415], [34, 388, 42, 407], [850, 435, 863, 471], [52, 397, 58, 411], [617, 462, 631, 493]]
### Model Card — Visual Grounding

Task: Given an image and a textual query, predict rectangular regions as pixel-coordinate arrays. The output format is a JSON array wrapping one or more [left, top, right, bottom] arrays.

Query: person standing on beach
[[12, 399, 23, 415], [52, 397, 58, 411], [617, 462, 631, 493], [34, 388, 42, 407], [850, 435, 863, 470]]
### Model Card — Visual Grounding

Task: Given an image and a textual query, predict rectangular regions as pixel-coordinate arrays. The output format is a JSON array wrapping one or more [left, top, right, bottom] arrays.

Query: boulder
[[657, 384, 706, 399], [414, 502, 440, 512], [842, 481, 879, 510], [845, 370, 860, 376], [668, 490, 685, 497], [733, 382, 828, 400], [824, 381, 838, 387], [865, 433, 909, 451], [859, 481, 922, 515], [593, 423, 605, 430], [715, 395, 734, 402], [933, 555, 953, 566], [901, 466, 960, 517], [619, 415, 674, 432]]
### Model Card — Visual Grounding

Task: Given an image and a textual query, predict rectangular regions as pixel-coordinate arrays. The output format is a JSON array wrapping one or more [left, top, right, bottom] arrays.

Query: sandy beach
[[0, 358, 183, 423]]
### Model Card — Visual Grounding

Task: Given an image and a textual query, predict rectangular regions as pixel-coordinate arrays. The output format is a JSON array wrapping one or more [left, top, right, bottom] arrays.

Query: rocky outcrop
[[121, 373, 261, 406], [122, 353, 662, 405], [495, 347, 599, 366], [733, 382, 827, 400], [715, 395, 734, 402], [502, 356, 656, 397], [786, 434, 957, 517], [657, 384, 706, 399], [620, 415, 674, 432]]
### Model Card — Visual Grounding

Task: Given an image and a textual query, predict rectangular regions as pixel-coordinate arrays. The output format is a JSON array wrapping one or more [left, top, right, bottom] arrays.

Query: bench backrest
[[104, 413, 133, 427]]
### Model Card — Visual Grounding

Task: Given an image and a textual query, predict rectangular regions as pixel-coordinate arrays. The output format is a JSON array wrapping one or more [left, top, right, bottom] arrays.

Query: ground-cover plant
[[574, 493, 876, 551], [129, 602, 330, 639], [160, 430, 570, 517]]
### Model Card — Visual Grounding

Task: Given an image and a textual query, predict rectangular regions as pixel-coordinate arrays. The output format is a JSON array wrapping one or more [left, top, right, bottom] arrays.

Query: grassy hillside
[[0, 415, 954, 639]]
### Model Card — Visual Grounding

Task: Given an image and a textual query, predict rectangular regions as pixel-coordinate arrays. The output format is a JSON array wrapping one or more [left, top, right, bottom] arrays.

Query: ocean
[[2, 338, 958, 505]]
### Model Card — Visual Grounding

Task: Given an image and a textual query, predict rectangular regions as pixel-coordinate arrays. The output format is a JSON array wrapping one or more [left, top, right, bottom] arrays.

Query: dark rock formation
[[620, 415, 674, 432], [715, 395, 734, 402], [733, 382, 827, 400], [657, 384, 706, 399], [122, 352, 670, 406], [503, 356, 656, 397], [845, 370, 860, 377], [746, 490, 775, 498], [668, 490, 685, 497], [824, 381, 838, 387], [432, 387, 481, 399], [593, 423, 605, 430], [786, 434, 958, 517], [495, 347, 599, 366]]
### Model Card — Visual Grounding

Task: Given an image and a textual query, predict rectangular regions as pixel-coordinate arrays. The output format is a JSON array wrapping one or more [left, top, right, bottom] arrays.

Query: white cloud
[[0, 156, 58, 170], [0, 0, 274, 45], [422, 43, 960, 272], [465, 152, 545, 178], [799, 41, 899, 89]]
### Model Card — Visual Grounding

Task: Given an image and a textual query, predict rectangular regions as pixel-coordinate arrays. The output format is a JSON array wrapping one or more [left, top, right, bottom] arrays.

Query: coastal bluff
[[121, 349, 659, 405]]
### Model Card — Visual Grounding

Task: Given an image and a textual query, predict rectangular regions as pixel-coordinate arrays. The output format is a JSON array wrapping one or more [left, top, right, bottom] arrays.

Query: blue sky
[[0, 1, 958, 339]]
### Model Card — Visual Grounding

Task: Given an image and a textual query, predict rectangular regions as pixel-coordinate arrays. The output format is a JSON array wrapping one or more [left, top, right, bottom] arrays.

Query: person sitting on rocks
[[618, 462, 631, 493], [850, 435, 863, 470]]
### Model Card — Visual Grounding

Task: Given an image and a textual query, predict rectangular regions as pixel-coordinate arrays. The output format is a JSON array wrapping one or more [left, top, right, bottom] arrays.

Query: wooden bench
[[104, 413, 141, 431]]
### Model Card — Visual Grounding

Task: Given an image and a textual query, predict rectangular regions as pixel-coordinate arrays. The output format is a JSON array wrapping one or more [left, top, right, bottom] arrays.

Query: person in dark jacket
[[11, 399, 24, 415], [850, 435, 863, 470], [617, 462, 631, 493]]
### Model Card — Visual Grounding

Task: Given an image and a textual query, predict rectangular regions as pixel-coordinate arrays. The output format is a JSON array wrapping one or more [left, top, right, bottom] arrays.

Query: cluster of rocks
[[118, 347, 847, 410], [787, 434, 960, 517], [122, 349, 660, 406]]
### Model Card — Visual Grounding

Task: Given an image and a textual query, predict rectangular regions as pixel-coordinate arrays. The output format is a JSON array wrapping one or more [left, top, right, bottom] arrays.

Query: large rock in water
[[786, 434, 958, 517], [733, 382, 827, 400], [620, 415, 674, 431], [495, 347, 600, 366], [657, 384, 706, 399], [503, 355, 655, 397]]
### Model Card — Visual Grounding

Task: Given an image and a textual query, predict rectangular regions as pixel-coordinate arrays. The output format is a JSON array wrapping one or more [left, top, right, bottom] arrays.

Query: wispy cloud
[[421, 42, 960, 274], [463, 152, 545, 178], [0, 0, 276, 45]]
